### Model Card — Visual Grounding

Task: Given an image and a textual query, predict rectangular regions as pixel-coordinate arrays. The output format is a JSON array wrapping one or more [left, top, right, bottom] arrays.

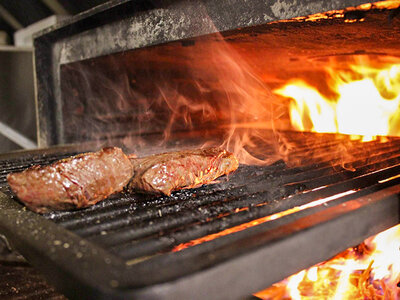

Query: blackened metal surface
[[34, 0, 375, 146], [0, 133, 399, 299], [0, 261, 66, 300], [41, 0, 373, 64]]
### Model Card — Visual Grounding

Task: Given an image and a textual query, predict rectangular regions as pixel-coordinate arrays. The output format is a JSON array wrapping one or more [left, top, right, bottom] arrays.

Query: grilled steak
[[128, 147, 239, 195], [7, 147, 133, 213]]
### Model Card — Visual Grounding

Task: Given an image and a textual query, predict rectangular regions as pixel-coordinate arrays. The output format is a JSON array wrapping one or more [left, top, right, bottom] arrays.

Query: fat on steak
[[7, 147, 134, 213], [128, 147, 239, 195]]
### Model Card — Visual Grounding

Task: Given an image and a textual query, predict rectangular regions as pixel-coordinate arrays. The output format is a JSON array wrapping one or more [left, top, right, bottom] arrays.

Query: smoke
[[63, 9, 400, 167], [60, 20, 299, 164]]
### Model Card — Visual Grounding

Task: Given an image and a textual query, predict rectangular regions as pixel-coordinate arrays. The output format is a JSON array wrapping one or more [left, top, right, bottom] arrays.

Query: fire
[[274, 59, 400, 142], [255, 224, 400, 299], [274, 0, 400, 23]]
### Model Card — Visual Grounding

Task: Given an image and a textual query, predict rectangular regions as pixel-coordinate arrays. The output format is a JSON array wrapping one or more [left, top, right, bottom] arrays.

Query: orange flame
[[255, 224, 400, 299], [274, 57, 400, 142], [272, 0, 400, 23]]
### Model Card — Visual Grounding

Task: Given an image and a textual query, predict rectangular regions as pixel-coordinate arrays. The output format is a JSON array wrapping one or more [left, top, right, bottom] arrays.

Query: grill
[[1, 0, 400, 298], [0, 131, 399, 299]]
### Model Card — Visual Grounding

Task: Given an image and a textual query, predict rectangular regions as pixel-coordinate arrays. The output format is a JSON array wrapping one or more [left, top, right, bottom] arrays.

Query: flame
[[255, 224, 400, 299], [146, 32, 286, 166], [272, 0, 400, 23], [274, 58, 400, 142], [60, 0, 400, 167]]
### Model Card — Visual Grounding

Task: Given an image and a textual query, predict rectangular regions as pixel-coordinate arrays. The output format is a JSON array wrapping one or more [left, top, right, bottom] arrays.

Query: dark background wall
[[0, 0, 110, 153], [0, 0, 109, 43]]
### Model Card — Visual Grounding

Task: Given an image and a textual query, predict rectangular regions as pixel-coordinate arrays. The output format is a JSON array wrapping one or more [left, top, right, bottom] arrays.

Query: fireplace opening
[[58, 0, 400, 166]]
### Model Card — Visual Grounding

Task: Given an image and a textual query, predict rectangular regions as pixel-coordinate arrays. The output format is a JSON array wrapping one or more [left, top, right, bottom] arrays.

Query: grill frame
[[9, 0, 400, 298], [0, 136, 400, 299]]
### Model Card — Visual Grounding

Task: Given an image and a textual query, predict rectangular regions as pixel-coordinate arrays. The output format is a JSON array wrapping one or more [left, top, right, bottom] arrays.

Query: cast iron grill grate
[[0, 132, 400, 299], [0, 261, 67, 300], [1, 136, 400, 258]]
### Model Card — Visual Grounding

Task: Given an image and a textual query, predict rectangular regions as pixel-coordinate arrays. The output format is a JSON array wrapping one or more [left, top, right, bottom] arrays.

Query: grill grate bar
[[287, 138, 392, 155], [277, 149, 400, 184], [0, 154, 77, 185], [86, 192, 279, 246], [286, 141, 400, 166], [0, 261, 66, 300]]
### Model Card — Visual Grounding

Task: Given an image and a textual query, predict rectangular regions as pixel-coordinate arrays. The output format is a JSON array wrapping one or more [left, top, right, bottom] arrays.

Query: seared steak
[[128, 147, 238, 195], [7, 147, 133, 213]]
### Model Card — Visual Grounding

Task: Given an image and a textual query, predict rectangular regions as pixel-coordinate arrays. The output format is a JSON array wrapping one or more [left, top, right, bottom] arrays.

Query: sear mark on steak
[[7, 147, 134, 213], [128, 147, 239, 196]]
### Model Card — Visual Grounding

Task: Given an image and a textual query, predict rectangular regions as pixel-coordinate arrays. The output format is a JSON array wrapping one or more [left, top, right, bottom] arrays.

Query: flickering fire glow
[[273, 0, 400, 23], [274, 58, 400, 142], [255, 224, 400, 299]]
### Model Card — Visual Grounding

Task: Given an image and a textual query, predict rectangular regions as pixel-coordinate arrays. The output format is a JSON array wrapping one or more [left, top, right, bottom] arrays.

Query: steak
[[7, 147, 133, 213], [128, 147, 239, 195]]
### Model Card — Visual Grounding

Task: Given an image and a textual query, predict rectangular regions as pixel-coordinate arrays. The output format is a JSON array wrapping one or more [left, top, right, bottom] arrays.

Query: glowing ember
[[255, 224, 400, 299], [274, 59, 400, 142], [273, 0, 400, 23]]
